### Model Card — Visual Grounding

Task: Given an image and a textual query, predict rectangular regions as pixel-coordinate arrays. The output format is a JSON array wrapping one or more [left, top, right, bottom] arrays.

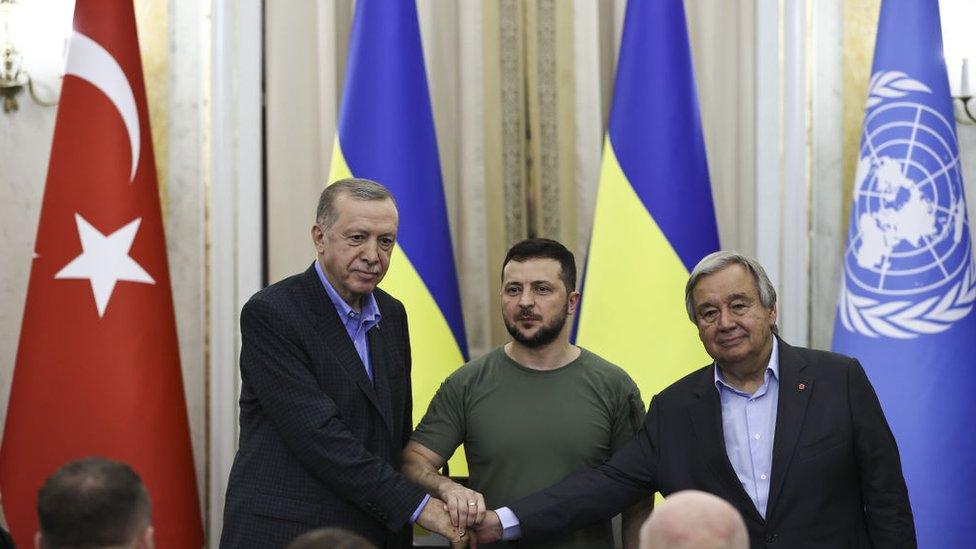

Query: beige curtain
[[264, 0, 758, 357]]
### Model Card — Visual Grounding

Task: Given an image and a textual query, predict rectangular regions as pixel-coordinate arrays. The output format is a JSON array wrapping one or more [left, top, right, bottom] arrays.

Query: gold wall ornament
[[0, 0, 57, 113]]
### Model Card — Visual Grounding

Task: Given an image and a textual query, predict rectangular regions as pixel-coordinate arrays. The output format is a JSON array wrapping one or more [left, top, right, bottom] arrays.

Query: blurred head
[[312, 178, 399, 308], [35, 457, 153, 549], [639, 490, 748, 549], [287, 527, 376, 549], [500, 239, 579, 348], [685, 252, 778, 370]]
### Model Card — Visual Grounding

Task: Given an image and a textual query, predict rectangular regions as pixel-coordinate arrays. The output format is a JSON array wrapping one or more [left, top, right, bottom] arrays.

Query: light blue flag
[[832, 1, 976, 545]]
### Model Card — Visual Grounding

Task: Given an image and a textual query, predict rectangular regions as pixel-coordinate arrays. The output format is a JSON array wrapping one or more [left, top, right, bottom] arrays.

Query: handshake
[[415, 482, 501, 547]]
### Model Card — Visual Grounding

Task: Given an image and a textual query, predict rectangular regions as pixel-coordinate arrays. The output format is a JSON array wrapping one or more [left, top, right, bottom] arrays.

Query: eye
[[379, 236, 395, 250], [731, 302, 749, 313], [505, 285, 521, 296], [536, 285, 552, 294], [700, 309, 719, 323], [347, 234, 365, 243]]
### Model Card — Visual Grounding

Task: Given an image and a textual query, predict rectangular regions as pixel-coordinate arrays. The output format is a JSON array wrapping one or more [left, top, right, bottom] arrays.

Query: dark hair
[[37, 457, 151, 549], [287, 527, 377, 549], [503, 238, 577, 291], [316, 178, 395, 229]]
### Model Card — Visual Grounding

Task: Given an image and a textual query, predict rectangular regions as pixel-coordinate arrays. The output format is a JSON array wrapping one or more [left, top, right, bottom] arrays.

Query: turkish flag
[[0, 2, 203, 547]]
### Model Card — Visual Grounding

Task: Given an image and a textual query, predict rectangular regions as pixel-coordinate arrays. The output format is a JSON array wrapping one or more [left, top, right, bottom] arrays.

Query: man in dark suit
[[220, 179, 461, 548], [474, 251, 916, 548]]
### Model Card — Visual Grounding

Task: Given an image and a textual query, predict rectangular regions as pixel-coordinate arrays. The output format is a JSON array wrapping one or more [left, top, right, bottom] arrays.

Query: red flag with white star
[[0, 2, 203, 546]]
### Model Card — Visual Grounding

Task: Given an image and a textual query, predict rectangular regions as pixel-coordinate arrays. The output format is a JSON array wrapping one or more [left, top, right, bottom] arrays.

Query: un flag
[[832, 1, 976, 545]]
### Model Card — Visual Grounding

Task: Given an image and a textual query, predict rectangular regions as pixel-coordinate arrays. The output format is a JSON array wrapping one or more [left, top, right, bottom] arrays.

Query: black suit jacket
[[510, 339, 916, 548], [219, 264, 426, 548]]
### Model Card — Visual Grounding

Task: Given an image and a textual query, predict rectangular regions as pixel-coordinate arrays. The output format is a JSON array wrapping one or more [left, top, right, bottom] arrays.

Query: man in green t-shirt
[[403, 238, 652, 548]]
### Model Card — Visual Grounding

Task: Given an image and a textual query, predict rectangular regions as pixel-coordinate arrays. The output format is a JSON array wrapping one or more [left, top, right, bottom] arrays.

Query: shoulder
[[576, 348, 640, 388], [241, 270, 307, 319], [655, 364, 714, 404], [779, 339, 860, 379]]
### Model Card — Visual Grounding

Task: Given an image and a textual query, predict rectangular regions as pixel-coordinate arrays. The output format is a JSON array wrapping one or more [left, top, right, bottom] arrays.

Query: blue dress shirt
[[314, 261, 431, 522], [314, 260, 381, 381], [714, 337, 780, 518]]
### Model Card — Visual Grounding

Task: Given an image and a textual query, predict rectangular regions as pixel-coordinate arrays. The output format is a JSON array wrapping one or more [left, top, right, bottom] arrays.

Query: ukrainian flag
[[328, 0, 469, 472], [575, 0, 719, 402]]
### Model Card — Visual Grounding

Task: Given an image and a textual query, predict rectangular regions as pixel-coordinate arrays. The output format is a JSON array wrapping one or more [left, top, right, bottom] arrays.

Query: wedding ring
[[468, 501, 477, 506]]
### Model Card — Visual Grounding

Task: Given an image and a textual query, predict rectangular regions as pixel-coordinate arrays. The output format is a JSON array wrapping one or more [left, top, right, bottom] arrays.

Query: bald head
[[640, 491, 748, 549]]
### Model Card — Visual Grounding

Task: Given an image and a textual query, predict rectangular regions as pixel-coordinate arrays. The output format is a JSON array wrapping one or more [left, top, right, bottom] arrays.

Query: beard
[[505, 307, 568, 348]]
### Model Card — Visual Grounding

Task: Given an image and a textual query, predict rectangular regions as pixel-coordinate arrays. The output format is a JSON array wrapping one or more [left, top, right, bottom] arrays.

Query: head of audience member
[[312, 178, 399, 309], [639, 490, 748, 549], [685, 251, 778, 372], [35, 457, 153, 549], [500, 238, 580, 348], [286, 527, 377, 549]]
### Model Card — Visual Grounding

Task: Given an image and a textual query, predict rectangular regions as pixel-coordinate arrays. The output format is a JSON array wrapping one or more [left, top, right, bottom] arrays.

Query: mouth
[[352, 270, 380, 280], [716, 335, 745, 347]]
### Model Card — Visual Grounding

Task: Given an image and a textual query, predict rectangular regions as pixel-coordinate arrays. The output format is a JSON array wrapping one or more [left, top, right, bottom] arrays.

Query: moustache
[[517, 312, 542, 321]]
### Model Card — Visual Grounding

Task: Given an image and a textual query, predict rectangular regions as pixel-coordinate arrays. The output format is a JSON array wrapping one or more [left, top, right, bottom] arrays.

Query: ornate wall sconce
[[942, 0, 976, 125], [951, 59, 975, 125], [0, 0, 59, 113]]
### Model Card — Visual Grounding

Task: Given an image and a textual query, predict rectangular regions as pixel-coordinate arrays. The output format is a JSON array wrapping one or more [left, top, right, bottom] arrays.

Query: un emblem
[[839, 71, 976, 339]]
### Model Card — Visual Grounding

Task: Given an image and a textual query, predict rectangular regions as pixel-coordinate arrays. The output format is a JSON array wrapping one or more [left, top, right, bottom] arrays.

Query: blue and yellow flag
[[832, 1, 976, 544], [575, 0, 719, 401], [329, 0, 469, 471]]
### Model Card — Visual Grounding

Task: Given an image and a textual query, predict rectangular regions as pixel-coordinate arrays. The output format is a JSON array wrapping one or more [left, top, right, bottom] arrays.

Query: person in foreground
[[220, 179, 463, 548], [402, 238, 652, 548], [287, 527, 377, 549], [639, 490, 747, 549], [474, 250, 916, 548], [34, 457, 153, 549]]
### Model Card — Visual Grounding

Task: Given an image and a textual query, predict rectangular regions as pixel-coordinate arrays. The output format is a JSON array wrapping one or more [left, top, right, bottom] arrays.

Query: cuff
[[410, 494, 432, 524], [496, 506, 522, 541]]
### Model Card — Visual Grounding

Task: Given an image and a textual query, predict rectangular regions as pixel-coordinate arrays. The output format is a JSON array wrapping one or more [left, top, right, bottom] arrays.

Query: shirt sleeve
[[410, 373, 466, 461], [610, 376, 646, 453]]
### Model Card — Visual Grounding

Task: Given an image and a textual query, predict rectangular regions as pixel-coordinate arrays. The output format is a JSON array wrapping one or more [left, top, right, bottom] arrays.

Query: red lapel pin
[[798, 383, 806, 391]]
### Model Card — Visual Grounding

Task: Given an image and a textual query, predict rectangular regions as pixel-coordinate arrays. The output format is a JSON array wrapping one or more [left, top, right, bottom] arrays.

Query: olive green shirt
[[412, 346, 645, 548]]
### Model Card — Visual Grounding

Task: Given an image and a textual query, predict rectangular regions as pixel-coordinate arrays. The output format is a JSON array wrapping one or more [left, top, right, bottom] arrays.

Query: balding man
[[640, 491, 747, 549]]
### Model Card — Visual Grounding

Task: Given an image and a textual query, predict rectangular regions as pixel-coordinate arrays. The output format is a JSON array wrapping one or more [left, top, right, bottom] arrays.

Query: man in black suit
[[474, 251, 916, 548], [220, 179, 461, 548]]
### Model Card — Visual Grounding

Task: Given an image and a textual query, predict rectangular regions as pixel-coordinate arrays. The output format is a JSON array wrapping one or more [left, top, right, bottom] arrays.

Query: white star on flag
[[55, 213, 155, 317]]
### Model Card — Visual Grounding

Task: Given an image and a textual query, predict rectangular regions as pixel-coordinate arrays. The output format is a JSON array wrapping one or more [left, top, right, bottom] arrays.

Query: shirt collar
[[314, 260, 381, 324], [714, 336, 780, 391]]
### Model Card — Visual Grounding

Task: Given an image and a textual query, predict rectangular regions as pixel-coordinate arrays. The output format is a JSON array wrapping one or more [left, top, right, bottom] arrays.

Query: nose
[[716, 308, 736, 330], [517, 290, 535, 308], [359, 239, 379, 264]]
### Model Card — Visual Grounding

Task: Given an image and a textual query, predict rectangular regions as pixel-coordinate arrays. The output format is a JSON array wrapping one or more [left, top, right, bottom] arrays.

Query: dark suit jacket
[[219, 264, 426, 549], [510, 339, 916, 548]]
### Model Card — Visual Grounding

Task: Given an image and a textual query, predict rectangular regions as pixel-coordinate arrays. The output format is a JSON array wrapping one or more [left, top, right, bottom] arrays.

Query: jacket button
[[765, 533, 778, 543]]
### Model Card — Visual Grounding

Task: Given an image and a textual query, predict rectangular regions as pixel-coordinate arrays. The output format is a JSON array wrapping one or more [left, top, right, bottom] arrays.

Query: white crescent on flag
[[65, 31, 140, 182]]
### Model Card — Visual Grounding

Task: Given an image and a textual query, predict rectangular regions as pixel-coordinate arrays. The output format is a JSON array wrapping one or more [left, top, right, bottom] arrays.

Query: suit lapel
[[766, 338, 813, 519], [688, 369, 765, 525], [301, 265, 386, 422], [367, 324, 395, 437]]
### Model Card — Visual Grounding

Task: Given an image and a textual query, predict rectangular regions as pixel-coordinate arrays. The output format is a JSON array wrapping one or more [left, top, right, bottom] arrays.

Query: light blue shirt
[[714, 337, 780, 518], [314, 260, 381, 381], [314, 261, 430, 522]]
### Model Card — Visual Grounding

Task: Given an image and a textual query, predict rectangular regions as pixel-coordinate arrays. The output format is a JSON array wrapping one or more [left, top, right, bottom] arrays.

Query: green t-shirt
[[412, 346, 646, 549]]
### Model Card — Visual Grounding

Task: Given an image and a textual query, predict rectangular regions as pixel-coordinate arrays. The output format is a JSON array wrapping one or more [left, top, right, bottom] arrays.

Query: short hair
[[685, 251, 777, 329], [37, 457, 151, 549], [316, 178, 396, 229], [502, 238, 578, 291], [287, 527, 377, 549]]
